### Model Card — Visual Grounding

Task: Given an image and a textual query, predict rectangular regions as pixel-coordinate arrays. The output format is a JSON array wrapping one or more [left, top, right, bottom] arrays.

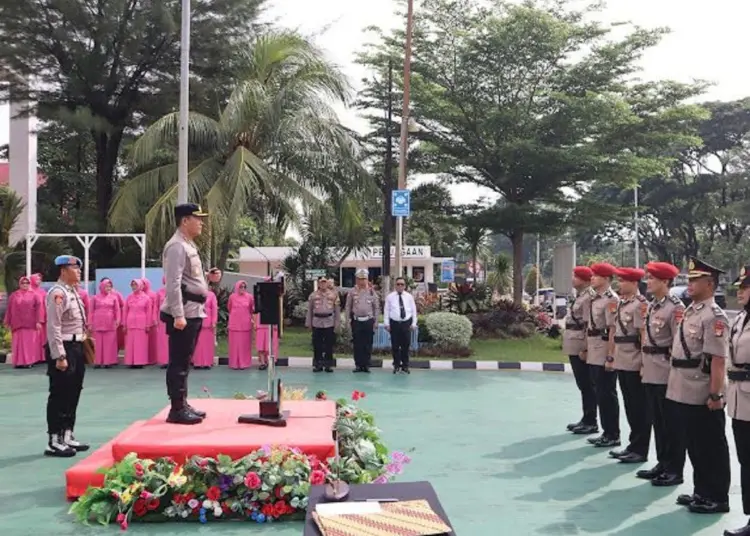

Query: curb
[[0, 352, 572, 373]]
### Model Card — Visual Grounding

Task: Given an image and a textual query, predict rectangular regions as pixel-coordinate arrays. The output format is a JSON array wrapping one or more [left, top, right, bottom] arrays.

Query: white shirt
[[384, 291, 418, 326]]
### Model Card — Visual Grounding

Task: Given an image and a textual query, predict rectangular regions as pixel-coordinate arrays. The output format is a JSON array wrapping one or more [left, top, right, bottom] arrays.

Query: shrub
[[467, 299, 537, 339], [291, 301, 308, 323], [0, 324, 10, 350], [445, 283, 491, 314], [424, 312, 473, 349]]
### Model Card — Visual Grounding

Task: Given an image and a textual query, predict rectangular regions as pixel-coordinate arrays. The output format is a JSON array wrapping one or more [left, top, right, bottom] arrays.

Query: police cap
[[174, 203, 208, 221], [355, 268, 369, 279], [734, 265, 750, 288], [54, 255, 82, 267], [687, 257, 724, 280]]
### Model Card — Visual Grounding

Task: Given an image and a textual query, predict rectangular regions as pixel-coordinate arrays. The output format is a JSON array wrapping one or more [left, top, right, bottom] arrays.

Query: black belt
[[587, 328, 603, 337], [643, 346, 670, 355], [181, 285, 207, 305], [671, 358, 702, 369], [566, 324, 584, 331], [614, 335, 639, 344], [391, 318, 413, 324], [314, 313, 333, 318], [728, 370, 750, 382]]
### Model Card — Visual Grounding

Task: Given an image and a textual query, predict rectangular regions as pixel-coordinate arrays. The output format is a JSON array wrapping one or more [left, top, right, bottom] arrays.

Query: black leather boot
[[167, 400, 203, 425], [44, 433, 76, 457]]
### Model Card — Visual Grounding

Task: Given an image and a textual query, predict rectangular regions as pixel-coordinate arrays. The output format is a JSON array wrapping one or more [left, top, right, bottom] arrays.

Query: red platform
[[65, 399, 337, 499]]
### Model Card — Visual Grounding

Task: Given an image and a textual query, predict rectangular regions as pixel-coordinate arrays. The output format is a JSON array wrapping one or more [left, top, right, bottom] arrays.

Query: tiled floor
[[0, 365, 745, 535]]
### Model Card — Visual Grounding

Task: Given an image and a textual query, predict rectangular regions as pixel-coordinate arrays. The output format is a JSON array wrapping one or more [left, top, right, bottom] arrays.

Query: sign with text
[[391, 189, 411, 217], [305, 269, 327, 281], [367, 246, 429, 259], [440, 260, 455, 283], [552, 243, 576, 296]]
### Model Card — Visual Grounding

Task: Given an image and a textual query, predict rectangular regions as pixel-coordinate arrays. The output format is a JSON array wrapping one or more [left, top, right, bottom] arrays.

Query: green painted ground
[[0, 365, 745, 535]]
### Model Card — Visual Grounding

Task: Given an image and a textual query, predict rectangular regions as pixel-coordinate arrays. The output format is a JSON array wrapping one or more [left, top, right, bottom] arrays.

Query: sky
[[1, 0, 749, 206]]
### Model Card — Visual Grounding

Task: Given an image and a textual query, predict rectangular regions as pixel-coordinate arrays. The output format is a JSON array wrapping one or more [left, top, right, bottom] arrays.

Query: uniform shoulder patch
[[711, 304, 726, 317], [668, 294, 682, 305], [636, 294, 646, 302], [714, 319, 726, 337], [54, 294, 64, 304]]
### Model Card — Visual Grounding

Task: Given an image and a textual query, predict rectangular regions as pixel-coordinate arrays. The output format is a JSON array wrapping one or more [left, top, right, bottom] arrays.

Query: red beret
[[590, 262, 617, 278], [573, 266, 593, 281], [615, 267, 645, 282], [645, 261, 680, 281]]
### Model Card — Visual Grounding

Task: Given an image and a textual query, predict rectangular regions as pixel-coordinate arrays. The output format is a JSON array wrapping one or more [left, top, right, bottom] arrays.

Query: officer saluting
[[306, 277, 340, 373], [641, 262, 685, 486], [44, 255, 90, 457], [345, 268, 379, 373], [668, 257, 731, 514], [160, 203, 221, 425], [724, 265, 750, 536]]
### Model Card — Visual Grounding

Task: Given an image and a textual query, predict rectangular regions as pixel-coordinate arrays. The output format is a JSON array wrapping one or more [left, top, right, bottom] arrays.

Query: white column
[[8, 99, 38, 246]]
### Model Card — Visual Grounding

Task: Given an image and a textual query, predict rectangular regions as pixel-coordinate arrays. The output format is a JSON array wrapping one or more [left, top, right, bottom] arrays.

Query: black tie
[[398, 293, 406, 319]]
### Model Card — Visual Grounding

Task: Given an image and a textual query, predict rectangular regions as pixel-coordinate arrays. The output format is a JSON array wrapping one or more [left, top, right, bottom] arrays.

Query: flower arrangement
[[69, 389, 411, 529]]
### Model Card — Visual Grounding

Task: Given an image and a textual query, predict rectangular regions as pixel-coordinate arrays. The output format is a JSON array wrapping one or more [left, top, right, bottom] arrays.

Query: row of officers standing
[[563, 258, 750, 536]]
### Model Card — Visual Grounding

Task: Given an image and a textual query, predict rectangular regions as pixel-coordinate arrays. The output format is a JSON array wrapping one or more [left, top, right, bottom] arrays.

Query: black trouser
[[680, 402, 731, 503], [589, 364, 620, 439], [569, 355, 597, 425], [165, 317, 202, 410], [46, 341, 85, 434], [733, 418, 750, 514], [617, 370, 651, 456], [644, 383, 670, 466], [661, 397, 687, 477], [312, 327, 335, 368], [352, 319, 375, 369], [389, 319, 412, 369]]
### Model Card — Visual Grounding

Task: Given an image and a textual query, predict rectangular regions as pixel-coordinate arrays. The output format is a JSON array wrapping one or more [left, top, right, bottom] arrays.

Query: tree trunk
[[511, 230, 524, 304], [92, 128, 125, 260]]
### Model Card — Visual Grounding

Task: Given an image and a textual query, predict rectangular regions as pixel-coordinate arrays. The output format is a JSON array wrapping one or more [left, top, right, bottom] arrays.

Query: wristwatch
[[708, 393, 724, 401], [606, 356, 614, 363]]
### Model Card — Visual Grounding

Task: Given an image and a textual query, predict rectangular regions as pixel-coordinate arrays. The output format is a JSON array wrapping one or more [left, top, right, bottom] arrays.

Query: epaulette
[[711, 303, 726, 317], [604, 289, 615, 298], [668, 294, 683, 306], [587, 287, 596, 297], [635, 294, 646, 302]]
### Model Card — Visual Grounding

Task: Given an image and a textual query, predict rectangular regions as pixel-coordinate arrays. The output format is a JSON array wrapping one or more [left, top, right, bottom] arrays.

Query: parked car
[[669, 285, 726, 309]]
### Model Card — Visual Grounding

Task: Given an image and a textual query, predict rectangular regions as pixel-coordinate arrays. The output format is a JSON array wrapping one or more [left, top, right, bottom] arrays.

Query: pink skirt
[[155, 322, 169, 365], [255, 325, 279, 359], [192, 328, 215, 367], [228, 329, 252, 369], [37, 323, 47, 363], [94, 330, 119, 366], [148, 326, 159, 364], [11, 328, 38, 367], [117, 325, 126, 350], [124, 328, 150, 365]]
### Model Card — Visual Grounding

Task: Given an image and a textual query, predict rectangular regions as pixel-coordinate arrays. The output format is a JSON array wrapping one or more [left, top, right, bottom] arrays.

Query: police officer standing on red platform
[[669, 257, 731, 514], [563, 266, 597, 435]]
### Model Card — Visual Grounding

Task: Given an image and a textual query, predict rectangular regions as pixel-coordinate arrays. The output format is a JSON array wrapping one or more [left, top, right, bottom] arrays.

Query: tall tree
[[0, 0, 265, 236], [368, 0, 706, 302]]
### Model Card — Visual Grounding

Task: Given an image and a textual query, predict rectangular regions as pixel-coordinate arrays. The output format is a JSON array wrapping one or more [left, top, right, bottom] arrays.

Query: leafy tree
[[108, 32, 373, 267], [407, 182, 460, 256], [368, 0, 706, 302], [525, 265, 543, 296], [0, 0, 265, 235]]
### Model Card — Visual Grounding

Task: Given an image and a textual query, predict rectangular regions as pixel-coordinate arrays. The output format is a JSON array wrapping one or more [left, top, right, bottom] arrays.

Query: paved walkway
[[0, 366, 744, 534]]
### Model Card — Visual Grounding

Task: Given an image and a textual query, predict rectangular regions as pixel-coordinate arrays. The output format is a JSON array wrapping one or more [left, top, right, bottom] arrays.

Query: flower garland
[[69, 390, 411, 530]]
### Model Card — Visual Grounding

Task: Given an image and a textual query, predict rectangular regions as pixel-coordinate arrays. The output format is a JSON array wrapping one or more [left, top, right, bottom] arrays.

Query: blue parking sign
[[441, 260, 455, 283], [391, 190, 411, 217]]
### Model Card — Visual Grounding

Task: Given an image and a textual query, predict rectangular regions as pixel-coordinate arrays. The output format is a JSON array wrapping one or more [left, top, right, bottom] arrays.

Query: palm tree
[[458, 215, 492, 282], [109, 31, 373, 267]]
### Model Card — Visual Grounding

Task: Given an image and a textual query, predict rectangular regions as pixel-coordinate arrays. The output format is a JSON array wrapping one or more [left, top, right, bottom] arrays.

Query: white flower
[[188, 499, 199, 509], [164, 506, 177, 517], [202, 499, 213, 509], [180, 510, 189, 518], [233, 475, 243, 484], [213, 507, 222, 517]]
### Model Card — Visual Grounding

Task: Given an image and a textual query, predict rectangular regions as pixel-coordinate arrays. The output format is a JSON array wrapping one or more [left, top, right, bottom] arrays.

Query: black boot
[[167, 400, 203, 425], [724, 519, 750, 536], [63, 429, 90, 452], [44, 433, 76, 457]]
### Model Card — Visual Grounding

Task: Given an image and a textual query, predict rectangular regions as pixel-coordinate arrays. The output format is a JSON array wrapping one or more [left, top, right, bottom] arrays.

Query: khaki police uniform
[[586, 287, 620, 443], [306, 287, 340, 371], [563, 288, 597, 430], [728, 309, 750, 520], [641, 293, 686, 482], [45, 272, 89, 456], [613, 293, 650, 459], [667, 297, 731, 508], [160, 203, 211, 424], [345, 283, 379, 372]]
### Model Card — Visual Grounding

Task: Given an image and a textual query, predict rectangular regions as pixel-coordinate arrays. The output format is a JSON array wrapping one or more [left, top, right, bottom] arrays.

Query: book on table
[[312, 499, 452, 536]]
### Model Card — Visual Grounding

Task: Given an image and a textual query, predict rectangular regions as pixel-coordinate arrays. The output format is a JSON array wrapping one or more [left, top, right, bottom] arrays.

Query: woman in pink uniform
[[227, 280, 254, 369], [255, 278, 278, 371], [90, 278, 121, 367], [3, 276, 42, 368], [29, 273, 47, 363], [123, 279, 152, 368], [154, 276, 169, 368], [77, 284, 91, 316], [193, 289, 218, 369], [141, 278, 159, 365]]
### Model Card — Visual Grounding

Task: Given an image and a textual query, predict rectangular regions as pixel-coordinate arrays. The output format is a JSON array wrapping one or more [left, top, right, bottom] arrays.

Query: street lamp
[[394, 0, 415, 281], [177, 0, 191, 204]]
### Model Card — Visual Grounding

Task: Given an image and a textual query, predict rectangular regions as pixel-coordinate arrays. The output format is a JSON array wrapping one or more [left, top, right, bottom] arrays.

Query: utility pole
[[177, 0, 191, 204], [394, 0, 414, 280], [382, 59, 394, 295]]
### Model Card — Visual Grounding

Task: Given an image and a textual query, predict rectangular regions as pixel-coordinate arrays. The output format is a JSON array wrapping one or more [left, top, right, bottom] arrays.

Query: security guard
[[563, 266, 597, 435], [161, 203, 218, 425], [345, 268, 379, 373], [641, 262, 685, 486], [610, 267, 650, 463], [306, 276, 340, 372], [668, 257, 731, 514], [44, 255, 90, 457], [724, 265, 750, 536], [586, 262, 621, 448]]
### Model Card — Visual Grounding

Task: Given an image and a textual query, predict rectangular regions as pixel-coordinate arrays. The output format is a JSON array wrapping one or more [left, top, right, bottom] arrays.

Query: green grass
[[215, 326, 565, 363]]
